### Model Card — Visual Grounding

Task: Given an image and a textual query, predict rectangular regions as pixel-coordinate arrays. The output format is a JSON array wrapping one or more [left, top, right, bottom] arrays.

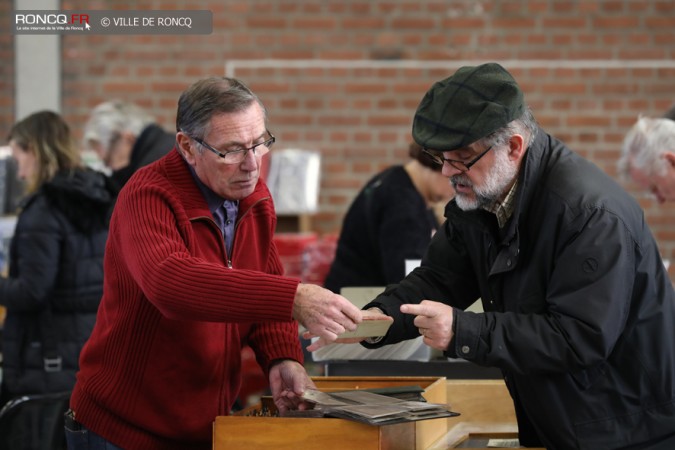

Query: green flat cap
[[412, 62, 525, 151]]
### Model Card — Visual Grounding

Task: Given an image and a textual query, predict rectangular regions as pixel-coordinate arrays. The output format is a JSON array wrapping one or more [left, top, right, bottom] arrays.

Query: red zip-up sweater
[[70, 149, 302, 449]]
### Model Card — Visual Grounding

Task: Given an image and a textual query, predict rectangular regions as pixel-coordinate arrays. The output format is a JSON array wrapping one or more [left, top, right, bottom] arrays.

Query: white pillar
[[14, 0, 61, 119]]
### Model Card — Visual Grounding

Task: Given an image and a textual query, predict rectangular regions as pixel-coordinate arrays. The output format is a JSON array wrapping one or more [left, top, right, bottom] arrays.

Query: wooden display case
[[213, 376, 449, 450], [427, 380, 545, 450]]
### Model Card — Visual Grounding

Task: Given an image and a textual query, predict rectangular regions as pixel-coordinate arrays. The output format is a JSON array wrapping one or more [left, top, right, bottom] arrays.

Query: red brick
[[602, 1, 626, 13], [390, 18, 435, 29], [343, 18, 386, 29], [566, 116, 612, 127], [102, 82, 145, 93], [493, 18, 537, 28], [273, 115, 313, 126], [542, 17, 586, 28], [645, 17, 675, 28], [247, 17, 286, 28], [318, 116, 362, 127], [593, 17, 640, 28], [345, 83, 388, 94], [293, 18, 337, 29], [541, 83, 587, 95]]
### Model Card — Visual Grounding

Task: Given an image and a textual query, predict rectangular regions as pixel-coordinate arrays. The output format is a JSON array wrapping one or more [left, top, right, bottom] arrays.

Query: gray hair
[[619, 117, 675, 179], [176, 77, 266, 147], [479, 106, 539, 152], [83, 100, 154, 153]]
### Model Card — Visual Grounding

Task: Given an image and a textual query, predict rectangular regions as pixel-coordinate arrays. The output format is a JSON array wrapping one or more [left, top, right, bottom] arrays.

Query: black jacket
[[0, 168, 115, 397], [110, 123, 174, 189], [324, 166, 439, 293], [365, 130, 675, 449]]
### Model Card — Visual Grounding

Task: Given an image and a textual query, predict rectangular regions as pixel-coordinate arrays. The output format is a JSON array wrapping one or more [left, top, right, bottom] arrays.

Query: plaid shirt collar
[[483, 179, 519, 228]]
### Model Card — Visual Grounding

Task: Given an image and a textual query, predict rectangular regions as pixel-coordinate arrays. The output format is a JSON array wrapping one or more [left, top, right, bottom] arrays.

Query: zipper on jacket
[[193, 214, 231, 266], [193, 195, 270, 269], [229, 196, 269, 266]]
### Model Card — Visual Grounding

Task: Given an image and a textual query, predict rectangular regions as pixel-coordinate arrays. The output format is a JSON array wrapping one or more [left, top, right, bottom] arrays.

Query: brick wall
[[2, 0, 675, 272]]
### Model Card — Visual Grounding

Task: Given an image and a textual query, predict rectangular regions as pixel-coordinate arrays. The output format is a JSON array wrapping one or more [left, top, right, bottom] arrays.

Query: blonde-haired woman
[[0, 111, 116, 406]]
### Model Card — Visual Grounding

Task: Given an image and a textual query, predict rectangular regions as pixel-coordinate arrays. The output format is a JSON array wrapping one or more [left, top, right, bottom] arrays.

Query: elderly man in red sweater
[[65, 77, 362, 450]]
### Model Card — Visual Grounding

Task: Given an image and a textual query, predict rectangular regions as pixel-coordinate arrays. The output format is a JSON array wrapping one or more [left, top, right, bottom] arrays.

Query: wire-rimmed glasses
[[191, 131, 275, 164]]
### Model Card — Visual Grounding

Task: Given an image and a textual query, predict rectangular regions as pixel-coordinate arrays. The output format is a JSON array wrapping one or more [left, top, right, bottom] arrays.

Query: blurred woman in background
[[0, 111, 116, 405], [324, 142, 454, 292]]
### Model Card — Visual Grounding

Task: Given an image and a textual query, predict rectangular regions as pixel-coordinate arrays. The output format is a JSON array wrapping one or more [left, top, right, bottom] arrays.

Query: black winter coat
[[365, 129, 675, 449], [324, 166, 439, 293], [0, 168, 115, 397], [110, 124, 174, 189]]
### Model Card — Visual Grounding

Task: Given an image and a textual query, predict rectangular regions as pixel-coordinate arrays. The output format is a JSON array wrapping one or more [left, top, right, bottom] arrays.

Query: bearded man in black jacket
[[327, 63, 675, 449]]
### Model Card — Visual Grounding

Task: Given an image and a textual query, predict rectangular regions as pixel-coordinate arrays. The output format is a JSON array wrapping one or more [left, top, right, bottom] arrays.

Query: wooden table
[[427, 379, 540, 449], [213, 378, 544, 450]]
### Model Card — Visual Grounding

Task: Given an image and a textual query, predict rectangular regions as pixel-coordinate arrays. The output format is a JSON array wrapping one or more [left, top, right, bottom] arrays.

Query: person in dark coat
[[324, 142, 454, 293], [83, 100, 174, 189], [0, 111, 116, 404], [330, 63, 675, 449], [314, 142, 453, 363]]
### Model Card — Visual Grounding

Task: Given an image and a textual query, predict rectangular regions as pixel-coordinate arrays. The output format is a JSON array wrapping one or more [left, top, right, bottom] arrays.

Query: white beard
[[452, 148, 519, 211]]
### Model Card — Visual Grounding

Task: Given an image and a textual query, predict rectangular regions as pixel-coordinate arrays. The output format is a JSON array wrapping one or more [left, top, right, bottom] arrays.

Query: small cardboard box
[[213, 376, 449, 450]]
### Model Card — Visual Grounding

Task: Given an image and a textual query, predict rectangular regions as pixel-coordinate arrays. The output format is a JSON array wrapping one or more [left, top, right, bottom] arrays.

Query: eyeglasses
[[191, 131, 275, 164], [422, 145, 493, 172]]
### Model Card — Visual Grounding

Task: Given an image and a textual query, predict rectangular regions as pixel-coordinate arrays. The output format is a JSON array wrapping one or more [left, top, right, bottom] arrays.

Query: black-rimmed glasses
[[422, 145, 493, 172], [191, 131, 275, 164]]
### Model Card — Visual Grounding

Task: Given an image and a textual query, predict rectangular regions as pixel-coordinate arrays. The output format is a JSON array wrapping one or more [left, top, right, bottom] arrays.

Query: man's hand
[[303, 308, 388, 351], [400, 300, 454, 351], [268, 360, 316, 413], [293, 284, 362, 349]]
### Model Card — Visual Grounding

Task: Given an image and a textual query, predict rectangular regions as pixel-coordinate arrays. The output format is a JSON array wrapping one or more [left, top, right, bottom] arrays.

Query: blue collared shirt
[[188, 165, 238, 256]]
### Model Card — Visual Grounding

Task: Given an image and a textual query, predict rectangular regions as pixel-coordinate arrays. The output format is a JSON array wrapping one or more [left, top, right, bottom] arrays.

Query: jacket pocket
[[574, 399, 675, 450], [569, 361, 606, 390]]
